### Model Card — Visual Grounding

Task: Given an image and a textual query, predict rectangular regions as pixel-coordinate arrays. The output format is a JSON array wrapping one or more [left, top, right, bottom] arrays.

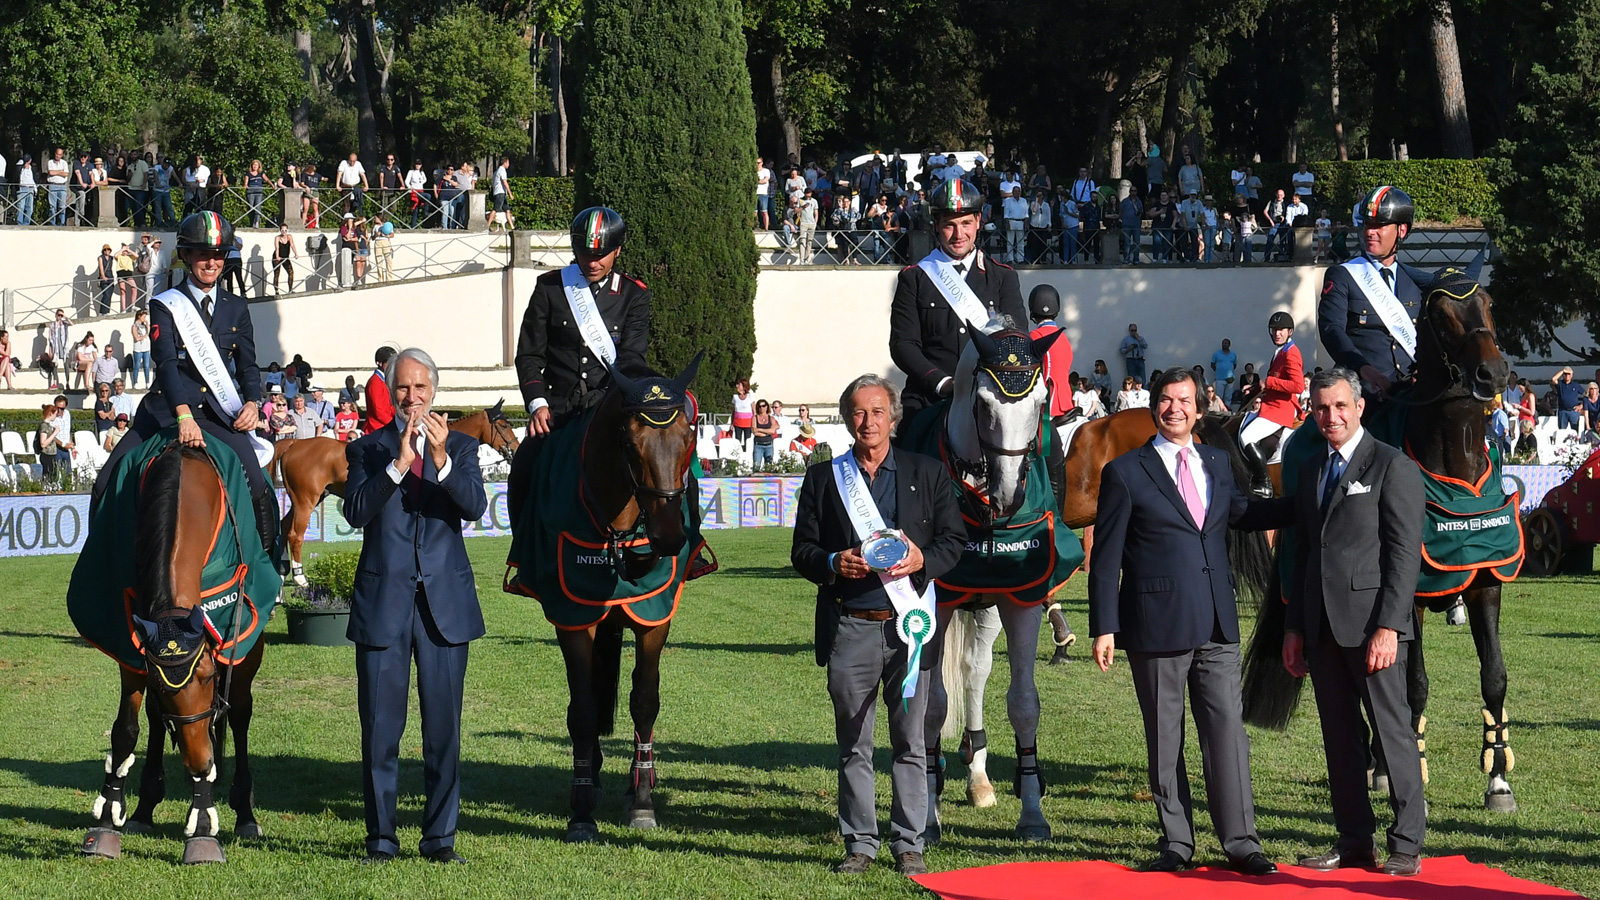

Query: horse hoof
[[627, 809, 657, 830], [81, 828, 121, 859], [181, 836, 226, 865], [1485, 791, 1518, 814], [122, 819, 154, 835], [1015, 822, 1051, 843], [1371, 774, 1390, 794], [968, 779, 997, 809], [565, 821, 600, 843], [235, 821, 264, 840], [1048, 646, 1072, 666]]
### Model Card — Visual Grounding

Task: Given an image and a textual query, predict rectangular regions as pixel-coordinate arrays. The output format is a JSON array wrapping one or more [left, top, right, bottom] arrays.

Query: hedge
[[1171, 159, 1495, 224], [504, 177, 575, 230]]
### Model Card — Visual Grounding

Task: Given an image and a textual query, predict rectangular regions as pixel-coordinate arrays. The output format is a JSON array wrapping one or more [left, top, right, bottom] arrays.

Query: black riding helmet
[[929, 178, 984, 217], [176, 211, 234, 252], [1028, 284, 1061, 322], [1268, 311, 1294, 331], [570, 206, 627, 256], [1354, 185, 1414, 230]]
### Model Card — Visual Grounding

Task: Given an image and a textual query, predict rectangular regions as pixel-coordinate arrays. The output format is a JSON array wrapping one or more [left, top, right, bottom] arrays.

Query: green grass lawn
[[1, 529, 1597, 897]]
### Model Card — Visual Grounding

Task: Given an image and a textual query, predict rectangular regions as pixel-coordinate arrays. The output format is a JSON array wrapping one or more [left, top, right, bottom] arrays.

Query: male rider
[[1238, 311, 1305, 496], [92, 211, 275, 555], [507, 206, 650, 527]]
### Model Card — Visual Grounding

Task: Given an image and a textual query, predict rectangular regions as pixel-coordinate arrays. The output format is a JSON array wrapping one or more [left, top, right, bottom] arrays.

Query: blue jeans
[[17, 189, 35, 225], [1559, 410, 1582, 430], [151, 189, 176, 227], [1153, 228, 1173, 261], [247, 189, 266, 226], [440, 195, 458, 228], [1123, 224, 1141, 262], [49, 184, 69, 225], [1061, 229, 1078, 264], [752, 442, 774, 467], [132, 351, 151, 387]]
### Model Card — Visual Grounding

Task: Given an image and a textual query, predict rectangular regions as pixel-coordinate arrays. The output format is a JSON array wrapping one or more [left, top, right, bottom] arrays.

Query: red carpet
[[913, 857, 1583, 899]]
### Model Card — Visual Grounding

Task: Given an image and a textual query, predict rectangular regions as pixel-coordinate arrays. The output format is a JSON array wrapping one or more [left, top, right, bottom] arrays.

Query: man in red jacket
[[1238, 311, 1304, 496], [364, 345, 396, 432]]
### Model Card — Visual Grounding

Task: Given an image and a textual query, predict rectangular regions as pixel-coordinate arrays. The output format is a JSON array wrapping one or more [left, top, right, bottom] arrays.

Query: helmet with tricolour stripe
[[570, 206, 627, 256], [175, 211, 234, 251], [929, 178, 984, 218], [1353, 185, 1414, 230]]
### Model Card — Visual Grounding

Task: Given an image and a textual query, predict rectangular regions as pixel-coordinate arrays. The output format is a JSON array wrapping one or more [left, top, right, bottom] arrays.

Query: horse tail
[[1240, 556, 1305, 729], [134, 444, 186, 616], [1226, 529, 1274, 610], [941, 609, 969, 740], [592, 618, 625, 737]]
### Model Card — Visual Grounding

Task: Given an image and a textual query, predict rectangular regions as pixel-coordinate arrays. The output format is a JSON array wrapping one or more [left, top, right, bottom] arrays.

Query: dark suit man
[[888, 178, 1026, 420], [1088, 368, 1278, 876], [1281, 368, 1427, 877], [1318, 185, 1422, 404], [792, 375, 965, 878], [343, 348, 488, 865]]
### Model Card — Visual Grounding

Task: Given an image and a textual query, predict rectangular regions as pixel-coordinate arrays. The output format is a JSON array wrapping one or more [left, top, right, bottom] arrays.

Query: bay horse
[[81, 445, 265, 864], [275, 400, 519, 584], [545, 355, 704, 843], [1242, 273, 1519, 812]]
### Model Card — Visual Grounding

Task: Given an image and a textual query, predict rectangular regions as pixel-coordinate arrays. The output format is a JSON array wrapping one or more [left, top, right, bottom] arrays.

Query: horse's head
[[609, 352, 703, 557], [483, 398, 520, 458], [952, 320, 1060, 517], [1416, 269, 1509, 402]]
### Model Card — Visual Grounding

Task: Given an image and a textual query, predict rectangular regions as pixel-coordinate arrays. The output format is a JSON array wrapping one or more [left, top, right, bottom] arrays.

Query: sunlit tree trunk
[[1429, 0, 1473, 157]]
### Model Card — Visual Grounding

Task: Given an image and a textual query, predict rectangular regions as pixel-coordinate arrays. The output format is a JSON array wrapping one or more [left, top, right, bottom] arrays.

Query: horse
[[275, 400, 520, 584], [1241, 275, 1519, 813], [506, 354, 707, 842], [80, 445, 266, 864]]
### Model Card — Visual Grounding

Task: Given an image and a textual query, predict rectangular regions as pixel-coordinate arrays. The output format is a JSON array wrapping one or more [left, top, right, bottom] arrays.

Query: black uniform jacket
[[889, 250, 1026, 413], [1317, 258, 1422, 385], [515, 267, 650, 425], [146, 277, 261, 428]]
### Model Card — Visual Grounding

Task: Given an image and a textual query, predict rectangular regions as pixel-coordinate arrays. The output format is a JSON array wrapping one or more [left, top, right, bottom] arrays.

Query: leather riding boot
[[251, 488, 281, 568], [1240, 440, 1272, 497], [1046, 436, 1066, 512]]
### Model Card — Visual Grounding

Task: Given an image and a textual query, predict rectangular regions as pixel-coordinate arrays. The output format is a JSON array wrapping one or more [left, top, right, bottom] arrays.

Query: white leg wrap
[[969, 746, 989, 778], [184, 806, 219, 838], [91, 795, 127, 827]]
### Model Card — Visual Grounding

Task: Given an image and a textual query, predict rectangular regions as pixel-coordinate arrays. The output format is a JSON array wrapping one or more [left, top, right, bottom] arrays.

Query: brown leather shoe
[[1381, 852, 1421, 877], [1298, 841, 1378, 871], [896, 851, 928, 876], [833, 851, 873, 874]]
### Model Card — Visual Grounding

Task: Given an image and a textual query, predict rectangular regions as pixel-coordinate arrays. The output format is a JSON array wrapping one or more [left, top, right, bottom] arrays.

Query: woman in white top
[[1313, 209, 1333, 263], [74, 334, 99, 392], [1071, 373, 1103, 418], [130, 310, 152, 389], [1114, 376, 1138, 412]]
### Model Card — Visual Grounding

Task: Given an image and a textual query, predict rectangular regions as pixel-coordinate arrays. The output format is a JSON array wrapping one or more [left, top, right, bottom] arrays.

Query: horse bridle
[[1393, 286, 1500, 406], [952, 354, 1044, 529], [599, 400, 692, 572]]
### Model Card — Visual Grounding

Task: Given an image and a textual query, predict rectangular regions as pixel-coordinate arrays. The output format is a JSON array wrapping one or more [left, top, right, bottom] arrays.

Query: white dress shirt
[[385, 417, 454, 484], [1152, 433, 1211, 513]]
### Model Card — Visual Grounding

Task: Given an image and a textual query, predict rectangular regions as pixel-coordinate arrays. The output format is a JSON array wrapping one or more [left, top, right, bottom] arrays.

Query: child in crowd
[[1314, 209, 1333, 264]]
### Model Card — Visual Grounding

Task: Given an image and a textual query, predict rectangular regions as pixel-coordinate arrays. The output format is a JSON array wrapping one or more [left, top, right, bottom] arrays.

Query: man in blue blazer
[[1089, 368, 1280, 876], [343, 347, 487, 865]]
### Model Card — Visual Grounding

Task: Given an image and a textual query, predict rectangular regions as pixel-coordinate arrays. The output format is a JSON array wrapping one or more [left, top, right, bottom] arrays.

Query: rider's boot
[[251, 487, 283, 573], [1240, 439, 1273, 498]]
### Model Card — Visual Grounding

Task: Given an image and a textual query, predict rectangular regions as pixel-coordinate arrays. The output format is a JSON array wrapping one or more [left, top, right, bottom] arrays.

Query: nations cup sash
[[153, 287, 274, 468], [918, 248, 991, 326], [831, 449, 937, 705], [560, 264, 618, 366], [1343, 256, 1417, 360]]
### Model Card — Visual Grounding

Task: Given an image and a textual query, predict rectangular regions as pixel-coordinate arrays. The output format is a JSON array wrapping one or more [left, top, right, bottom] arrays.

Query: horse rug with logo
[[504, 404, 710, 630], [1277, 396, 1522, 603], [68, 427, 281, 673], [898, 401, 1084, 607]]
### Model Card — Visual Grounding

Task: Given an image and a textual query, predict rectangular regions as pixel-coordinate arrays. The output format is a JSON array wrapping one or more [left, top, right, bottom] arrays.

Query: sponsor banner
[[5, 478, 803, 557], [1503, 465, 1567, 513]]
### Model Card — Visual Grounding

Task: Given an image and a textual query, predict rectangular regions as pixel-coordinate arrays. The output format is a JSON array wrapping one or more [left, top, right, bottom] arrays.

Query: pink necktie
[[1176, 446, 1205, 527]]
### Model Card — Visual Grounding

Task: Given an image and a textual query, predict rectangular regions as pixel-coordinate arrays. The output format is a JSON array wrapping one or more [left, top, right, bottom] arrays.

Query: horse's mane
[[134, 445, 203, 616]]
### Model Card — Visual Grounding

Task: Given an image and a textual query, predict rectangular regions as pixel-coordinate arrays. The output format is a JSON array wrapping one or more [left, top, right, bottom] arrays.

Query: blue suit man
[[342, 348, 487, 864]]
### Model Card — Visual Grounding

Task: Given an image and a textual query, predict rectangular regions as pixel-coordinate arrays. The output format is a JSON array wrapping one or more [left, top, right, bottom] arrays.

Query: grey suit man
[[1089, 368, 1278, 876], [1281, 367, 1427, 877]]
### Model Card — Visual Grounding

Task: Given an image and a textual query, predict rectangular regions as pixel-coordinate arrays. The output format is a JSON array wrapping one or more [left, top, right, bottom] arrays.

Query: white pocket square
[[1345, 481, 1372, 495]]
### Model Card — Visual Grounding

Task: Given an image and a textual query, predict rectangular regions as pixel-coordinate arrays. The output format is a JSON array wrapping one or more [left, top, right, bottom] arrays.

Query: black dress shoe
[[1381, 853, 1421, 877], [359, 850, 394, 866], [1139, 850, 1189, 872], [1230, 851, 1278, 876], [426, 847, 467, 864], [833, 852, 873, 874], [1298, 842, 1378, 871], [896, 851, 928, 876]]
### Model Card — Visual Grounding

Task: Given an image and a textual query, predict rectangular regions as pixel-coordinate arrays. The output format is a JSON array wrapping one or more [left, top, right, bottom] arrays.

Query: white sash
[[1342, 257, 1417, 359], [154, 286, 274, 468], [831, 450, 936, 701], [918, 248, 991, 327], [560, 264, 618, 366]]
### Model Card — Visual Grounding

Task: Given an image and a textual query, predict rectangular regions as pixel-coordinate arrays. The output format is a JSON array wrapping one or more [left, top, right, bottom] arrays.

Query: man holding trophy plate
[[792, 374, 966, 878]]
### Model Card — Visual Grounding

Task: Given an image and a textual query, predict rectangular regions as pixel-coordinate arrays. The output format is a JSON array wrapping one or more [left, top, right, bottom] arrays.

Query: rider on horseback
[[1238, 311, 1304, 496], [507, 206, 650, 526], [91, 211, 276, 558]]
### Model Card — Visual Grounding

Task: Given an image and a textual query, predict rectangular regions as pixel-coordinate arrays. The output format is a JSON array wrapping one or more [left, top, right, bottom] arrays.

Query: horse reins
[[597, 396, 693, 573], [1388, 285, 1499, 407]]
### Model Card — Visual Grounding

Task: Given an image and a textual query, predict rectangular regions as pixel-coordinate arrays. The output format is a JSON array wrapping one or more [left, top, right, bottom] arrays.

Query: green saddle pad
[[68, 427, 281, 672], [505, 406, 707, 630], [897, 401, 1084, 606]]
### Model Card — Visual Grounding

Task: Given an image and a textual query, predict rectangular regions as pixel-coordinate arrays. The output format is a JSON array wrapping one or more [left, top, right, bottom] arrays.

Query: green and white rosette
[[832, 452, 939, 707]]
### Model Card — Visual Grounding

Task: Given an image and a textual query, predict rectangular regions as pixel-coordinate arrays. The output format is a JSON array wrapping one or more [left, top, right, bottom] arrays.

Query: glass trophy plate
[[862, 529, 909, 573]]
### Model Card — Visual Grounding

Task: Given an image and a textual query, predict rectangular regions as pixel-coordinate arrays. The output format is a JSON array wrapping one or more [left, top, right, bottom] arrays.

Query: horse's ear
[[131, 615, 159, 647], [967, 321, 1000, 360], [1031, 329, 1062, 358], [672, 350, 706, 394], [607, 361, 644, 398], [489, 398, 504, 419]]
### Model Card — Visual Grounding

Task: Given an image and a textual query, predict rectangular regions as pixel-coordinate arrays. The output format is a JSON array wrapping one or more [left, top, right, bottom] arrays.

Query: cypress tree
[[576, 0, 759, 398]]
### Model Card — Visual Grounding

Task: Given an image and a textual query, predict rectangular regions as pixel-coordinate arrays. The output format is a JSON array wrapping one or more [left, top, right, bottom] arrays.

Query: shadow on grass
[[713, 565, 804, 580], [0, 629, 92, 647]]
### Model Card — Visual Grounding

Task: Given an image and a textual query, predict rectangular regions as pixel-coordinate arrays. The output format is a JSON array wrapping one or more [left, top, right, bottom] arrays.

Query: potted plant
[[283, 551, 358, 647]]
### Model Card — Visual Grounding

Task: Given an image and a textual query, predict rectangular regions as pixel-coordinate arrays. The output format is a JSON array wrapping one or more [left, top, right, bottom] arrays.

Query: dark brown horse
[[555, 356, 703, 842], [81, 445, 265, 864], [1243, 275, 1519, 812], [275, 401, 520, 583]]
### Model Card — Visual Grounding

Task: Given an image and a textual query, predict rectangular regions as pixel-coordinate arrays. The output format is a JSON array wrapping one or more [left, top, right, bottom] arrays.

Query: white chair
[[2, 430, 32, 464], [0, 464, 15, 486], [75, 431, 101, 459]]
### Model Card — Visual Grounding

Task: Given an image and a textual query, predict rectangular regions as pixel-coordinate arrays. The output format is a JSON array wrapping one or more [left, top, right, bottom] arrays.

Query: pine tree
[[576, 0, 759, 397]]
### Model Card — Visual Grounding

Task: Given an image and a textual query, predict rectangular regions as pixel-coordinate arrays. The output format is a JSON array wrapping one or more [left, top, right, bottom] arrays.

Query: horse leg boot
[[1046, 602, 1075, 666], [999, 602, 1049, 841], [180, 761, 225, 864], [83, 676, 145, 858], [961, 605, 1001, 807], [1467, 588, 1516, 812], [627, 732, 658, 829]]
